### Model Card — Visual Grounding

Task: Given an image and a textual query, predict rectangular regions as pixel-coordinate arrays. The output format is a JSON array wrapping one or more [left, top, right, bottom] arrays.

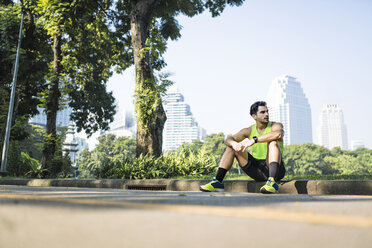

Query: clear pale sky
[[106, 0, 372, 149]]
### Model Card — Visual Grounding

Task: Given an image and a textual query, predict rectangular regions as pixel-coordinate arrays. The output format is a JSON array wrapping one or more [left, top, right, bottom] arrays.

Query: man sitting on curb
[[200, 101, 286, 194]]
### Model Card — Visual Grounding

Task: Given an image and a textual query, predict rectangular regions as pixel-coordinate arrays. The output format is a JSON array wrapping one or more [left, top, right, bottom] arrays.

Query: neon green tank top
[[248, 122, 284, 160]]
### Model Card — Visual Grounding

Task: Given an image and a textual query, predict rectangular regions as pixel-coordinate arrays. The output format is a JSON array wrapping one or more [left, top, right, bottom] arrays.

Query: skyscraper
[[105, 109, 136, 138], [318, 104, 348, 150], [163, 85, 206, 151], [266, 75, 312, 145], [351, 140, 364, 150], [30, 107, 72, 128]]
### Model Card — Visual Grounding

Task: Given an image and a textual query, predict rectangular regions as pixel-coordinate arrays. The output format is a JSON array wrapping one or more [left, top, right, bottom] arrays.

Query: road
[[1, 185, 372, 248]]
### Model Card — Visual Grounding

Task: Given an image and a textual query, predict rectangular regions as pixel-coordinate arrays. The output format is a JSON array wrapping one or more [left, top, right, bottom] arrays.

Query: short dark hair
[[250, 101, 267, 116]]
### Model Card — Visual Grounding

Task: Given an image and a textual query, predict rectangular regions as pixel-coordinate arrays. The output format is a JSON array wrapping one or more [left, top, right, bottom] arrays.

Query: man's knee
[[268, 140, 279, 149], [267, 140, 281, 162], [225, 146, 235, 154], [225, 146, 242, 156], [224, 146, 248, 167]]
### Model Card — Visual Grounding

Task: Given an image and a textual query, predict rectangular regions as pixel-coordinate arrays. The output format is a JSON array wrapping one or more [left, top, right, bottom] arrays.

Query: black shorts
[[241, 153, 286, 182]]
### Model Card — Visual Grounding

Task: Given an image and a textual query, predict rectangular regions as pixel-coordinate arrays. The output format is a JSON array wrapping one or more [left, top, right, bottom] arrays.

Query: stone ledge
[[1, 179, 372, 195]]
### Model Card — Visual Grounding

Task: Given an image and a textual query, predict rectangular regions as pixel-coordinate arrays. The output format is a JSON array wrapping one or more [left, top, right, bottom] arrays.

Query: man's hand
[[240, 138, 255, 151], [231, 138, 255, 152], [231, 142, 244, 152]]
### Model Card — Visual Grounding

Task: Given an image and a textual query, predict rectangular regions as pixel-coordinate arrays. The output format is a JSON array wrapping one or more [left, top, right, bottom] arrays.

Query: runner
[[200, 101, 285, 194]]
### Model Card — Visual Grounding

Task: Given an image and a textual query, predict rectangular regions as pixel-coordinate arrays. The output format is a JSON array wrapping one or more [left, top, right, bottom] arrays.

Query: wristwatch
[[253, 136, 258, 143]]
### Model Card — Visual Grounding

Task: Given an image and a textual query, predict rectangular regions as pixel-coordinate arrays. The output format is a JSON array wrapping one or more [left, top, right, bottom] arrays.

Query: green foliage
[[177, 140, 204, 156], [202, 133, 226, 165], [284, 144, 372, 176], [21, 152, 47, 178], [4, 123, 71, 178], [76, 131, 372, 179], [50, 154, 73, 178], [5, 124, 45, 176], [134, 78, 158, 133], [283, 143, 336, 175], [19, 124, 45, 160], [0, 3, 50, 151], [31, 0, 119, 137], [80, 146, 216, 179], [176, 133, 225, 165], [77, 133, 216, 179], [6, 140, 24, 176], [114, 0, 245, 156], [77, 134, 137, 177]]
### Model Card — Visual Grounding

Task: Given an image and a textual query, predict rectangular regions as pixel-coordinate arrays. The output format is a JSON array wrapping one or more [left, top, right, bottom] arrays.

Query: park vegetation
[[1, 0, 244, 178], [1, 126, 371, 179], [1, 1, 371, 180], [76, 133, 372, 180]]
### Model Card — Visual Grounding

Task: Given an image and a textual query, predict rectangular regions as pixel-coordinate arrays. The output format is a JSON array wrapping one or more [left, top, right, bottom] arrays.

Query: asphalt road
[[1, 185, 372, 248]]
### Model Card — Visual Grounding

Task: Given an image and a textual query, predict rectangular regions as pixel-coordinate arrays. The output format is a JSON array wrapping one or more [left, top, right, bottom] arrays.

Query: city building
[[317, 104, 348, 150], [62, 122, 79, 164], [351, 140, 365, 150], [63, 122, 88, 178], [30, 107, 72, 128], [30, 107, 89, 154], [163, 85, 206, 151], [265, 75, 313, 145], [105, 109, 136, 139]]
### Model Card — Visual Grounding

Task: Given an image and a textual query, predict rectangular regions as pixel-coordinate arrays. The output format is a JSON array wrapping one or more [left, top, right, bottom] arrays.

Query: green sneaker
[[200, 179, 224, 192], [260, 177, 279, 194]]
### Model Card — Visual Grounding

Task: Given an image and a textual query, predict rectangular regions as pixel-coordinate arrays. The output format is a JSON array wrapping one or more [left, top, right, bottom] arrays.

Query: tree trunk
[[41, 34, 61, 176], [130, 0, 166, 157]]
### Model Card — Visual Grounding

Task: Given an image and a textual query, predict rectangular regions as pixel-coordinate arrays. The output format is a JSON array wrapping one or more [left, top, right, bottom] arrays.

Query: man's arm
[[256, 122, 284, 143], [240, 122, 284, 151], [224, 126, 252, 152]]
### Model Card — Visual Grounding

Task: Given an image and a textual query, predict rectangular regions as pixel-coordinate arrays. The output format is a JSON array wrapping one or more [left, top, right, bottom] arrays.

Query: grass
[[282, 174, 372, 180], [170, 173, 372, 181], [2, 174, 372, 181]]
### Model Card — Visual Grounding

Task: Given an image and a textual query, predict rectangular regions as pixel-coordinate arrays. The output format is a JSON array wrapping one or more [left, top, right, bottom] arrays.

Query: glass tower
[[318, 104, 348, 150], [266, 75, 313, 145], [163, 86, 206, 151], [30, 107, 72, 128]]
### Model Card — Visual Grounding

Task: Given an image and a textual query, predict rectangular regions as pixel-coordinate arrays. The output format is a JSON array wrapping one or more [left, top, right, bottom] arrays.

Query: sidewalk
[[1, 178, 372, 195]]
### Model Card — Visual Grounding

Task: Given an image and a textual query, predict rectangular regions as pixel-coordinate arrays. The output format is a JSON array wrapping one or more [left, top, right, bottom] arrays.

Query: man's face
[[252, 106, 269, 123]]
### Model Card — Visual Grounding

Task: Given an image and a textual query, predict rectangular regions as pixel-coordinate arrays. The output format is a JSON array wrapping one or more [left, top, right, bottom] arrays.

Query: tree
[[94, 134, 137, 160], [114, 0, 245, 157], [354, 148, 372, 173], [202, 133, 226, 164], [77, 134, 136, 178], [176, 139, 204, 156], [0, 2, 50, 169], [283, 143, 336, 175], [324, 154, 368, 175], [175, 132, 226, 166], [32, 0, 122, 176]]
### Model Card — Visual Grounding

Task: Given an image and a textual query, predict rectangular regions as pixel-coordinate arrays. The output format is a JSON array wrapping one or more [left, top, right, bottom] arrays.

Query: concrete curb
[[1, 178, 372, 195]]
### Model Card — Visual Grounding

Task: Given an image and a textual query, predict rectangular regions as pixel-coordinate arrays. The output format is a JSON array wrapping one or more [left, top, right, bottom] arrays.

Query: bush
[[20, 152, 46, 178], [79, 146, 217, 179]]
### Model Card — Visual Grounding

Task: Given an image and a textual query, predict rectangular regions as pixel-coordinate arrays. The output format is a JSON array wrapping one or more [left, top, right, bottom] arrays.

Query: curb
[[1, 179, 372, 195]]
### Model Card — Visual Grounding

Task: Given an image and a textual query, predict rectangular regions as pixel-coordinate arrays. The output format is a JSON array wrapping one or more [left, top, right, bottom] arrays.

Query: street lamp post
[[1, 9, 24, 176]]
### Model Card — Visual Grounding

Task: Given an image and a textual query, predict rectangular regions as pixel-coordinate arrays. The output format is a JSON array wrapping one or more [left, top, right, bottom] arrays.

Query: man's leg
[[260, 140, 282, 194], [200, 147, 248, 192], [216, 146, 248, 182], [266, 140, 282, 181]]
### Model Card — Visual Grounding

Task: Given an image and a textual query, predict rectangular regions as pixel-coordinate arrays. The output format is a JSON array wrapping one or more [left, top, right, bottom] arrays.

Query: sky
[[104, 0, 372, 149]]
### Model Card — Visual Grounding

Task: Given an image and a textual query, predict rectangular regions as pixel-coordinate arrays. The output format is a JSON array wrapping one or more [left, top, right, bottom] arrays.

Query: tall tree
[[1, 1, 123, 176], [0, 2, 50, 158], [115, 0, 244, 157], [33, 0, 121, 176]]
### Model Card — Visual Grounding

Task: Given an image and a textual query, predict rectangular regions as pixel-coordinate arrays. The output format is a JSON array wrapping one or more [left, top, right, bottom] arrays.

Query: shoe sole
[[260, 188, 278, 194], [200, 187, 224, 192]]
